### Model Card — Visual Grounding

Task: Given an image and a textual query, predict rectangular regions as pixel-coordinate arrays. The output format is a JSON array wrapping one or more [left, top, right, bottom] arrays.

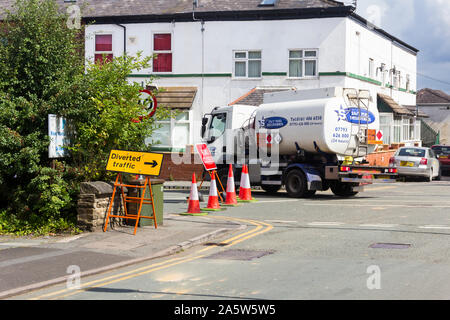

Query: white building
[[80, 0, 420, 152]]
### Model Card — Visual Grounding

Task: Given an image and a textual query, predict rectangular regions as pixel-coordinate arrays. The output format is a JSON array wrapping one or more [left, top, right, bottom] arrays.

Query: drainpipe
[[193, 2, 205, 121], [116, 24, 127, 55]]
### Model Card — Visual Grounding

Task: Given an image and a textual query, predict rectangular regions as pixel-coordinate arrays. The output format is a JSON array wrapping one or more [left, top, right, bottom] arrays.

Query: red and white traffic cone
[[238, 165, 256, 202], [202, 173, 223, 211], [181, 173, 206, 216], [224, 164, 238, 206]]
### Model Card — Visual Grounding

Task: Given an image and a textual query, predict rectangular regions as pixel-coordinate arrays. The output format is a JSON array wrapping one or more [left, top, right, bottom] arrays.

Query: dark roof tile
[[417, 88, 450, 104], [0, 0, 344, 19], [229, 86, 294, 106]]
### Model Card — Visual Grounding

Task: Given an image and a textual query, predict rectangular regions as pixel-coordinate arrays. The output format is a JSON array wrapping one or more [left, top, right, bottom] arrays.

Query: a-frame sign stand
[[103, 173, 157, 235], [198, 170, 226, 203], [103, 150, 164, 235]]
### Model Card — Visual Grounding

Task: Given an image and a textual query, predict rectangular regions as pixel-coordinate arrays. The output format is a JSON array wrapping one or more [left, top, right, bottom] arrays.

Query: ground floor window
[[379, 113, 393, 145], [393, 117, 402, 143], [147, 110, 191, 150], [384, 114, 420, 144]]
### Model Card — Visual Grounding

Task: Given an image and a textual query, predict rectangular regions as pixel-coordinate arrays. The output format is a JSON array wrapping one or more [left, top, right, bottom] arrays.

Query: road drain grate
[[204, 249, 275, 261], [369, 243, 411, 249]]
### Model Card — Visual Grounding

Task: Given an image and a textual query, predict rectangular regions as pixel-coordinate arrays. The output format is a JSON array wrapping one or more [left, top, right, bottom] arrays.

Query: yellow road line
[[31, 216, 273, 300], [30, 255, 188, 300], [52, 254, 206, 300]]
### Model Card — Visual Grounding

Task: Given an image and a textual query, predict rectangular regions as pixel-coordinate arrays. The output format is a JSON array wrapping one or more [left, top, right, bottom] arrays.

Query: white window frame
[[379, 112, 393, 145], [402, 116, 410, 141], [151, 32, 173, 74], [151, 110, 191, 149], [232, 50, 262, 79], [287, 49, 319, 79], [94, 33, 113, 62], [393, 116, 402, 143]]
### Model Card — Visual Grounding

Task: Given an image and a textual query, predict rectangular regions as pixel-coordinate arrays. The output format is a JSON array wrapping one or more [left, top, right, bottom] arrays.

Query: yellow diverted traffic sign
[[106, 150, 163, 176]]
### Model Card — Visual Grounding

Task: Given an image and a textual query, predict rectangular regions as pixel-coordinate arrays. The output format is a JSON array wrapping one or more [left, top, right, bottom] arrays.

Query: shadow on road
[[85, 287, 263, 300]]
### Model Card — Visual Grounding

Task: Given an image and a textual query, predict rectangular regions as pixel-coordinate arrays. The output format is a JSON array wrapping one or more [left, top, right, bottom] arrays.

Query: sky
[[355, 0, 450, 94]]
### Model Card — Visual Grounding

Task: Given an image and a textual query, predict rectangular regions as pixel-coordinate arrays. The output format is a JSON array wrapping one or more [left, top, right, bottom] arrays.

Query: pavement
[[0, 182, 245, 299]]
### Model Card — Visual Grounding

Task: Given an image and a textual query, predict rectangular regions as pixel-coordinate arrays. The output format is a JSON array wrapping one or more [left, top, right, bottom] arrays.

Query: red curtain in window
[[95, 54, 113, 64], [153, 34, 171, 51], [95, 35, 112, 51], [153, 53, 172, 72]]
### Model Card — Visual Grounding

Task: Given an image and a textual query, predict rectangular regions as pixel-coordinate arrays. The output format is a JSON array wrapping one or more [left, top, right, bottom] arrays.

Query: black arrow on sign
[[144, 160, 158, 168]]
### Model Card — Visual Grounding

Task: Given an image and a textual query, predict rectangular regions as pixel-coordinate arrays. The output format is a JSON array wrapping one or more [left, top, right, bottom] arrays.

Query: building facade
[[416, 88, 450, 146], [3, 0, 420, 153]]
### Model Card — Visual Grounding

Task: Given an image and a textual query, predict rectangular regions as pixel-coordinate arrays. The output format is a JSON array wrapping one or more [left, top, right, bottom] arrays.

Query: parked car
[[431, 145, 450, 175], [389, 147, 441, 181]]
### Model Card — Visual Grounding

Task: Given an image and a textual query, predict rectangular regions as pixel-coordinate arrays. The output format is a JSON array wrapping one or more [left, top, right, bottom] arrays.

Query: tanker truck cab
[[201, 87, 398, 198], [201, 105, 258, 164]]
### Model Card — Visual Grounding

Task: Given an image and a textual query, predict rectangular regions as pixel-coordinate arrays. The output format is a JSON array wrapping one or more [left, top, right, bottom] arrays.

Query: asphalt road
[[10, 176, 450, 300]]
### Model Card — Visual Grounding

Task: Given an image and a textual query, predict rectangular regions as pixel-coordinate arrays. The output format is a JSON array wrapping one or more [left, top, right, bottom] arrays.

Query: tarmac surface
[[0, 182, 242, 299]]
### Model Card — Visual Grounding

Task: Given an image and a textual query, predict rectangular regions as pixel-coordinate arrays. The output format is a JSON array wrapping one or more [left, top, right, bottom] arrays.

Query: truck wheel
[[285, 169, 308, 198], [331, 182, 358, 197], [261, 185, 281, 194], [305, 190, 317, 198]]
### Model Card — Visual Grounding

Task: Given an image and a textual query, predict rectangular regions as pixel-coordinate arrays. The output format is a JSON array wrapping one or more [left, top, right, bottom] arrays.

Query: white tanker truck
[[200, 87, 398, 198]]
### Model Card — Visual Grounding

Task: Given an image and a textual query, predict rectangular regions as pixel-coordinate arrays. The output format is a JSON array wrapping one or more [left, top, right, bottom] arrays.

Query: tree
[[63, 53, 169, 182], [0, 0, 165, 235]]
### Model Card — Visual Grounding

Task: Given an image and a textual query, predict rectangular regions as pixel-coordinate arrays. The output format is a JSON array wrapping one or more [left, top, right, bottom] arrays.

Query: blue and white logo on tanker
[[335, 105, 375, 124], [258, 116, 288, 129]]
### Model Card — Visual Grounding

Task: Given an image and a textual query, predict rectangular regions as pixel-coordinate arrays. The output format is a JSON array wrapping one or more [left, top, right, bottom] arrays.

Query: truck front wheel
[[330, 182, 358, 197], [261, 185, 281, 194], [285, 169, 311, 198]]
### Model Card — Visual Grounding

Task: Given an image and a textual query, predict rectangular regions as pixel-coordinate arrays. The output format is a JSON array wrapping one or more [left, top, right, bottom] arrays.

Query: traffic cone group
[[238, 165, 256, 202], [182, 164, 257, 215], [181, 173, 207, 216], [202, 173, 224, 212]]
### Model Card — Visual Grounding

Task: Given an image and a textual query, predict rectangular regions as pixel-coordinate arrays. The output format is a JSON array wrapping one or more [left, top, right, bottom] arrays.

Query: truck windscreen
[[208, 113, 227, 140]]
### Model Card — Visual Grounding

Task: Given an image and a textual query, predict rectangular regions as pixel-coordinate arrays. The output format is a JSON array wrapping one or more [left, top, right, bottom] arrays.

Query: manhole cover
[[369, 243, 411, 249], [204, 249, 275, 261]]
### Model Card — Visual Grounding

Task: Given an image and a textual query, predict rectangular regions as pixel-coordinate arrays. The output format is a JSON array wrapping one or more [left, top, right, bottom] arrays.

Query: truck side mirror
[[201, 117, 208, 138], [201, 125, 206, 138]]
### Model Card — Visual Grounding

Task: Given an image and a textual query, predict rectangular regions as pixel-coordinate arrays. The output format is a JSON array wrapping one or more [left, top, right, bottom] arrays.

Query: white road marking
[[418, 225, 450, 230], [359, 224, 398, 228], [307, 222, 345, 226], [264, 220, 298, 224]]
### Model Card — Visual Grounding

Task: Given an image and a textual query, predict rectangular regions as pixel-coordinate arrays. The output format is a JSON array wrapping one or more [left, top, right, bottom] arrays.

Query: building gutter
[[83, 6, 355, 25]]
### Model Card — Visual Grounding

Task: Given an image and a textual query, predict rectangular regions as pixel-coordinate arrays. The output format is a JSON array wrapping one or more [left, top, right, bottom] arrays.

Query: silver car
[[390, 147, 441, 181]]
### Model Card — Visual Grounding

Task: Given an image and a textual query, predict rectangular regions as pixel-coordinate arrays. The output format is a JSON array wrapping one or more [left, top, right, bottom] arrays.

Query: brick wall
[[365, 150, 396, 167], [159, 152, 204, 181]]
